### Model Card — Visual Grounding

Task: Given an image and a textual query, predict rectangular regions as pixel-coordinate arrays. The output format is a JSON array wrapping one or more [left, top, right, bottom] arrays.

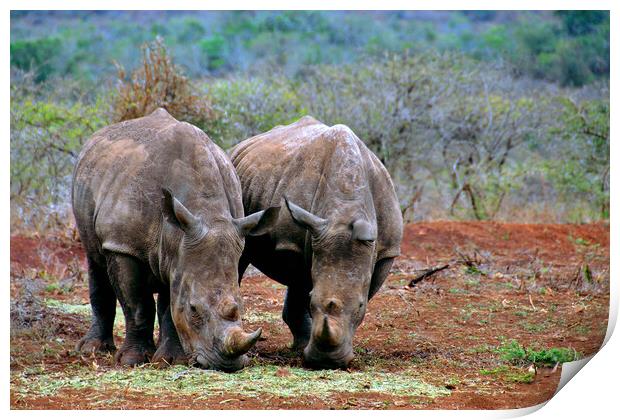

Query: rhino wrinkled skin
[[72, 108, 278, 372], [231, 116, 403, 368]]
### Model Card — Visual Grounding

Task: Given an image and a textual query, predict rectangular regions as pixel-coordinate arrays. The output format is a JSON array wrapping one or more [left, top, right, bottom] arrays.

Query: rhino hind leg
[[282, 286, 312, 350], [152, 291, 187, 366], [105, 253, 156, 366], [77, 255, 117, 354]]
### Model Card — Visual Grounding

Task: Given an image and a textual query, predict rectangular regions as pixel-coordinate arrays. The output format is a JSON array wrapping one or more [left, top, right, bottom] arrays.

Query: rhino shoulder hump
[[148, 107, 176, 120]]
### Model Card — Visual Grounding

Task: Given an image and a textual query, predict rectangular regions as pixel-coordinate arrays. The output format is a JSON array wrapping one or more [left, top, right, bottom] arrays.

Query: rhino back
[[230, 116, 402, 260], [73, 108, 243, 263]]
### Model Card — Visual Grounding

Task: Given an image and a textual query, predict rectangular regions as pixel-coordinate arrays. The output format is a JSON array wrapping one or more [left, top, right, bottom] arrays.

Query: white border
[[4, 1, 616, 419]]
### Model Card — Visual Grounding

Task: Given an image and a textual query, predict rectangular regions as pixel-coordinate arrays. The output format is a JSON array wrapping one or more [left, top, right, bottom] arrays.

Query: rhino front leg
[[105, 253, 156, 366], [152, 290, 187, 366], [368, 257, 395, 300], [76, 255, 117, 354], [282, 286, 312, 350]]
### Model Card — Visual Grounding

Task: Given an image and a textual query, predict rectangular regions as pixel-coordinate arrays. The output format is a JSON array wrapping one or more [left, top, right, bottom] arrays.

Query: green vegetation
[[10, 11, 609, 230], [10, 37, 62, 82], [10, 11, 608, 87], [480, 366, 534, 384], [496, 340, 580, 367]]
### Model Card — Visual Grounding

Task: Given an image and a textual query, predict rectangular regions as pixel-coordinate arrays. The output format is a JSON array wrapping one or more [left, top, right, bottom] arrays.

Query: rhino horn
[[224, 327, 262, 357], [284, 197, 328, 235], [318, 315, 340, 348]]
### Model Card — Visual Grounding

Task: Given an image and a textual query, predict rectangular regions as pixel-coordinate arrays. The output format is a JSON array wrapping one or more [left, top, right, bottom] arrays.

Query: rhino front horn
[[224, 327, 262, 357], [318, 315, 340, 348]]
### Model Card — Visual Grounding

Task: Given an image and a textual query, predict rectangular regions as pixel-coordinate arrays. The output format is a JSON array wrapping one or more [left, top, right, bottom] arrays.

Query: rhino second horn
[[224, 327, 262, 357]]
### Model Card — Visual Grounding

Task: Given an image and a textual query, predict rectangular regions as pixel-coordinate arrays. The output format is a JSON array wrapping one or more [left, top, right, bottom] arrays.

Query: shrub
[[205, 76, 306, 149], [543, 94, 610, 220], [298, 53, 553, 221], [10, 37, 62, 82], [112, 37, 215, 130], [10, 78, 109, 232], [200, 35, 227, 72]]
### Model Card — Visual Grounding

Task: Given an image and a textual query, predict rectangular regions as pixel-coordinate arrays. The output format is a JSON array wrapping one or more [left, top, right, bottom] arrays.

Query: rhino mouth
[[189, 349, 247, 372], [303, 344, 354, 370]]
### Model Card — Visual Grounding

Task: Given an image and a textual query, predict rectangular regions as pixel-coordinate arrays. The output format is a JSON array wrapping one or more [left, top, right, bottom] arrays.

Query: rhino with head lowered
[[231, 116, 403, 369], [72, 108, 279, 372]]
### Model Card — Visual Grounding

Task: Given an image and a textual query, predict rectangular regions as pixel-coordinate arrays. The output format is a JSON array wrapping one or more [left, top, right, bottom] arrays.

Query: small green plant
[[480, 366, 534, 383], [480, 366, 508, 375], [464, 265, 485, 276], [574, 324, 591, 335], [44, 283, 69, 294], [496, 340, 527, 363], [569, 235, 591, 246], [496, 340, 580, 366], [519, 321, 547, 333], [465, 278, 481, 287], [506, 371, 534, 384]]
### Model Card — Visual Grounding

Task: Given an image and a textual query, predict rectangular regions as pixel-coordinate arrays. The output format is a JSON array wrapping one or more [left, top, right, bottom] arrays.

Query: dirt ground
[[10, 221, 609, 410]]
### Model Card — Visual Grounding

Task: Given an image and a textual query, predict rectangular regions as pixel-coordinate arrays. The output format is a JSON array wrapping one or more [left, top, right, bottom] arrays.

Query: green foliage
[[10, 37, 62, 82], [9, 43, 610, 230], [10, 75, 110, 231], [9, 11, 609, 87], [496, 340, 580, 367], [556, 11, 608, 36], [200, 35, 227, 71], [11, 93, 108, 204], [205, 76, 306, 148], [543, 96, 610, 220], [178, 18, 205, 43]]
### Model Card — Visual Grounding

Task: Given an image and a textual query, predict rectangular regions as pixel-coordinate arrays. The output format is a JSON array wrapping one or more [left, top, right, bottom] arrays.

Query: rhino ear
[[234, 206, 281, 237], [352, 219, 377, 242], [284, 197, 328, 236], [161, 188, 203, 235]]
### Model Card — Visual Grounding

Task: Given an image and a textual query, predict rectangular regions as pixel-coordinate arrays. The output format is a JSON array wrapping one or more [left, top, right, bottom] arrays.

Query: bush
[[10, 37, 62, 82], [200, 35, 227, 72], [112, 37, 215, 130], [543, 94, 610, 220], [205, 76, 306, 149], [10, 78, 109, 232], [298, 53, 554, 221]]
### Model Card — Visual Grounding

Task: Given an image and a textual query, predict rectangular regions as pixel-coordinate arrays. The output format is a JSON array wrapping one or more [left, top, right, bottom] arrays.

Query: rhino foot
[[114, 343, 156, 366], [152, 339, 188, 367], [76, 336, 116, 354]]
